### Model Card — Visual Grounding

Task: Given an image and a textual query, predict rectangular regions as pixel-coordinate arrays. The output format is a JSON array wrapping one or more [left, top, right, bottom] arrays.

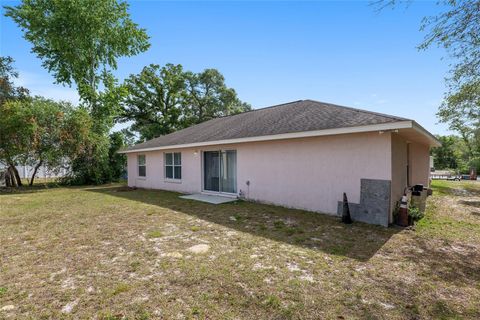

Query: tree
[[0, 56, 30, 186], [107, 131, 127, 181], [5, 0, 150, 184], [122, 64, 186, 141], [0, 56, 29, 105], [431, 135, 462, 170], [184, 69, 251, 125], [0, 97, 93, 186], [375, 0, 479, 80], [5, 0, 150, 109], [0, 99, 34, 187], [418, 0, 480, 149], [376, 1, 480, 141], [121, 65, 251, 141], [23, 98, 79, 185]]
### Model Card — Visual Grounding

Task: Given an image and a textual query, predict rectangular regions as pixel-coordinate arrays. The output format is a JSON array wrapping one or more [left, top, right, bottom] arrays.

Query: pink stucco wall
[[408, 142, 430, 187], [390, 133, 431, 220], [127, 147, 202, 194], [391, 134, 409, 219], [127, 131, 392, 216]]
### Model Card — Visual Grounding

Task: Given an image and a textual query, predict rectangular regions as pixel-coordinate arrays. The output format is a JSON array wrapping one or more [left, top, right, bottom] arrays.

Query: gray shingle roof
[[124, 99, 409, 151]]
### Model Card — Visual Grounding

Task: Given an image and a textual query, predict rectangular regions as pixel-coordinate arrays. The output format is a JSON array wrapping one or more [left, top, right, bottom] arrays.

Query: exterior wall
[[409, 142, 430, 187], [127, 131, 392, 218], [391, 134, 409, 220], [127, 148, 202, 194], [390, 134, 431, 221], [236, 132, 392, 215]]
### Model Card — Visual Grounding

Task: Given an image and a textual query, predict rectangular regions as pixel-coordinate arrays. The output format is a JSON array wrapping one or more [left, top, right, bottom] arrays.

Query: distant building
[[0, 162, 68, 181]]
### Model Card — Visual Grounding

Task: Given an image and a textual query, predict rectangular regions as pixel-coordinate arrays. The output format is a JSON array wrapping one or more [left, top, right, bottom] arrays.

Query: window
[[138, 155, 146, 177], [165, 152, 181, 180]]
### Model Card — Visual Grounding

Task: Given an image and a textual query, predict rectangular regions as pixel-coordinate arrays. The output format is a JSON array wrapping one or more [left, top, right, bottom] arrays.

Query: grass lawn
[[1, 181, 479, 319]]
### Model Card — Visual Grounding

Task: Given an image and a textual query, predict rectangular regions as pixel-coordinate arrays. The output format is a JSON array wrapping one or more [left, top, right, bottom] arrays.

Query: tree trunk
[[6, 166, 17, 187], [29, 160, 43, 186], [5, 169, 12, 188], [8, 164, 22, 187]]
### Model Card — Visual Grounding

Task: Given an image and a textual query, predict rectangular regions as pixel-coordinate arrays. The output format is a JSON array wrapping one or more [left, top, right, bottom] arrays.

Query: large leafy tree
[[184, 69, 251, 125], [0, 56, 29, 105], [122, 65, 251, 141], [5, 0, 150, 184], [376, 1, 480, 136], [376, 1, 480, 171], [0, 56, 30, 186], [0, 99, 33, 187], [431, 135, 464, 170], [122, 64, 186, 141], [5, 0, 149, 110], [421, 0, 480, 157], [0, 97, 93, 186]]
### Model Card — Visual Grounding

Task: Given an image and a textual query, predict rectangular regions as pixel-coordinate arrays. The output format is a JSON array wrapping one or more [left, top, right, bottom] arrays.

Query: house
[[119, 100, 440, 226]]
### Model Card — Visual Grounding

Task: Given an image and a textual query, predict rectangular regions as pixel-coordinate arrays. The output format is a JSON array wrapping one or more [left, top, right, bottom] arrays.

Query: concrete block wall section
[[337, 178, 391, 227]]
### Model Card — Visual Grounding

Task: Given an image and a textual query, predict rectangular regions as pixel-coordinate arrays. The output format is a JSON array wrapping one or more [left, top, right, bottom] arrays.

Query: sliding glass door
[[221, 150, 237, 193], [204, 151, 220, 192], [203, 150, 237, 194]]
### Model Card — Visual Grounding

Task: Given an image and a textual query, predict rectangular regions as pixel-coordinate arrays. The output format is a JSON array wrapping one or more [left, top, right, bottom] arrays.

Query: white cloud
[[14, 70, 80, 104]]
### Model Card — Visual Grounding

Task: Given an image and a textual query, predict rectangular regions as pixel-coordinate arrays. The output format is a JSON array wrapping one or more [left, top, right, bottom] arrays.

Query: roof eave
[[412, 121, 442, 147], [118, 121, 415, 154]]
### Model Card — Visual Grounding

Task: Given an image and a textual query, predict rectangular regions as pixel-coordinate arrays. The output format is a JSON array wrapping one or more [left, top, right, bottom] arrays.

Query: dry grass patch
[[0, 181, 479, 319]]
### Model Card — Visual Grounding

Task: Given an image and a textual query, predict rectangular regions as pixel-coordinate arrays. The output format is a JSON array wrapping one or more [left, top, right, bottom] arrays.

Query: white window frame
[[164, 152, 182, 181], [138, 154, 146, 178]]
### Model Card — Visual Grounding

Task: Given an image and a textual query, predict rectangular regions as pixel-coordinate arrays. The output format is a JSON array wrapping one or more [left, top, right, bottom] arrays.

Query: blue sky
[[1, 0, 451, 134]]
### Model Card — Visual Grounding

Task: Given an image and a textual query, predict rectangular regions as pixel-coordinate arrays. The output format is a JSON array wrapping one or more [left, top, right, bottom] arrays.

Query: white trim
[[137, 154, 146, 177], [412, 121, 442, 147], [164, 152, 182, 180], [202, 149, 238, 195], [119, 121, 414, 153]]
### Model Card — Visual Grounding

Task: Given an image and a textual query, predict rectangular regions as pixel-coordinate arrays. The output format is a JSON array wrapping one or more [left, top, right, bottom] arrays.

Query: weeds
[[146, 230, 163, 238]]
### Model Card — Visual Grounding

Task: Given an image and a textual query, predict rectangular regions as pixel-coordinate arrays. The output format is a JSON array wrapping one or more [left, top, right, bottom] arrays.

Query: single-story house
[[120, 100, 440, 226]]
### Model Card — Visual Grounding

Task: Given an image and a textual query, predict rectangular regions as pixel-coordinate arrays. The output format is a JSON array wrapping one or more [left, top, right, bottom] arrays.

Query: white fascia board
[[412, 121, 442, 147], [118, 121, 413, 154]]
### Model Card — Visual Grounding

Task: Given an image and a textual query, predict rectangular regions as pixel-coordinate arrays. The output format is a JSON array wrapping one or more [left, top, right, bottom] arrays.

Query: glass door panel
[[220, 150, 237, 193], [204, 151, 220, 192], [204, 150, 237, 193]]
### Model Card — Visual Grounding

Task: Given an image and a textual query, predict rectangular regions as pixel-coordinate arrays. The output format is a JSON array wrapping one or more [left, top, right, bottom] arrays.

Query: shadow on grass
[[393, 236, 480, 319], [86, 186, 399, 262], [0, 183, 61, 195], [407, 236, 480, 287], [459, 200, 480, 208], [431, 180, 480, 197]]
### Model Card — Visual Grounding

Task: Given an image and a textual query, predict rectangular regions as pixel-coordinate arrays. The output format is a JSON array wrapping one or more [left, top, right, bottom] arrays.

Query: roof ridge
[[209, 99, 305, 121], [304, 99, 409, 121], [124, 99, 412, 151]]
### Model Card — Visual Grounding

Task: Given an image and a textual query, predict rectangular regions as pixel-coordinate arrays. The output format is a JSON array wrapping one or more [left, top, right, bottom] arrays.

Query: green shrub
[[409, 204, 424, 222]]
